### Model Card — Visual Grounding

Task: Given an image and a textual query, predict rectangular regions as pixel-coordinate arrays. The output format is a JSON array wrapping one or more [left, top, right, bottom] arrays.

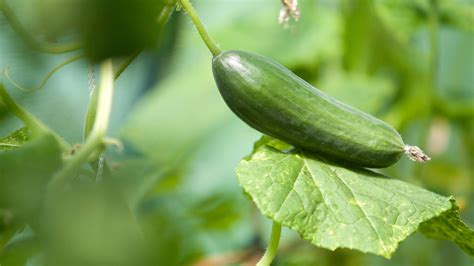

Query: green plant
[[178, 1, 472, 264], [0, 0, 472, 265]]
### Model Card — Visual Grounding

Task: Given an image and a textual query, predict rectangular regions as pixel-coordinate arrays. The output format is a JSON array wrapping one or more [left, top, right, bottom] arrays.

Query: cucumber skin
[[212, 50, 405, 168]]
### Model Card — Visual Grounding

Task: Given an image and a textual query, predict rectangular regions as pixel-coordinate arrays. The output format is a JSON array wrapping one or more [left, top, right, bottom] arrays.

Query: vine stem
[[114, 50, 141, 80], [0, 84, 69, 149], [48, 59, 114, 190], [157, 1, 176, 25], [257, 222, 282, 266], [114, 1, 176, 79], [179, 0, 222, 56], [0, 85, 47, 135]]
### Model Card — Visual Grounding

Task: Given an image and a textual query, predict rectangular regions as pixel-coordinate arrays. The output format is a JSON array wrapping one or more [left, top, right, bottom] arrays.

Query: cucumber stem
[[179, 0, 222, 56], [257, 221, 282, 266]]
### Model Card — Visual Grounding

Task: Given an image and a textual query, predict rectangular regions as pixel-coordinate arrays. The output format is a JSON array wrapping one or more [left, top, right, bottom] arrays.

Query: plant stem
[[0, 84, 69, 149], [0, 85, 46, 135], [179, 0, 221, 56], [114, 1, 176, 79], [257, 222, 282, 266], [0, 1, 81, 53], [157, 1, 176, 25], [114, 50, 141, 80], [88, 60, 114, 136], [48, 59, 114, 190], [113, 0, 176, 78], [84, 50, 141, 140]]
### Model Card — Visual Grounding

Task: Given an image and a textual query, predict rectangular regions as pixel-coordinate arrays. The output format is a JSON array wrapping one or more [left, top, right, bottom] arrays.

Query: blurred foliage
[[1, 0, 176, 60], [0, 0, 473, 265], [0, 127, 28, 151], [0, 133, 63, 221]]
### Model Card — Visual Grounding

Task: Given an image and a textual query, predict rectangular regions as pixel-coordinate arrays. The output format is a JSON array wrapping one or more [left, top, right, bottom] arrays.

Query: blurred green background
[[0, 0, 472, 265]]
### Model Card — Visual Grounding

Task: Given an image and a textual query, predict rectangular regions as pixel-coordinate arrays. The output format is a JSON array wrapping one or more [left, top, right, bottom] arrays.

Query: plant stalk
[[0, 84, 69, 149], [257, 222, 282, 266], [114, 50, 141, 80], [179, 0, 221, 56], [48, 59, 114, 190], [114, 1, 176, 79], [0, 85, 47, 135]]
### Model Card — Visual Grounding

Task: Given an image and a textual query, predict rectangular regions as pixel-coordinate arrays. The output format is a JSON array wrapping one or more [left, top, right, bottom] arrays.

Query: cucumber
[[212, 50, 428, 168]]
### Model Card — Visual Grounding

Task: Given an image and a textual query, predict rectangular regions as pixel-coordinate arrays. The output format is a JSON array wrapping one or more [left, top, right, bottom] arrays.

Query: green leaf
[[0, 127, 29, 151], [236, 138, 459, 258], [139, 196, 204, 266], [187, 192, 242, 231], [108, 156, 166, 208], [419, 198, 474, 256], [0, 133, 63, 219]]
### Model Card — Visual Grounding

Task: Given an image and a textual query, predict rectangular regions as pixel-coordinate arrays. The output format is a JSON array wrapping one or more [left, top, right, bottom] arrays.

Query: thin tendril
[[2, 54, 83, 92]]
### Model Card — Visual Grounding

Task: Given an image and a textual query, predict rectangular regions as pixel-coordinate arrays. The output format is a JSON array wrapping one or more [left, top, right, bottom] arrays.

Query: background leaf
[[0, 133, 63, 219], [0, 226, 39, 266], [41, 183, 150, 266]]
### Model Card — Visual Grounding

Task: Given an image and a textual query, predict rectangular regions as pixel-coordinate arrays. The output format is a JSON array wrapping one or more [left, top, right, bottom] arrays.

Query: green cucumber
[[212, 50, 429, 168]]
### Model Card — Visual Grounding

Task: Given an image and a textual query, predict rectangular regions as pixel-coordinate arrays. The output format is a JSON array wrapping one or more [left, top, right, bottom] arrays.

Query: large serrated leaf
[[236, 140, 467, 258], [419, 198, 474, 256]]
